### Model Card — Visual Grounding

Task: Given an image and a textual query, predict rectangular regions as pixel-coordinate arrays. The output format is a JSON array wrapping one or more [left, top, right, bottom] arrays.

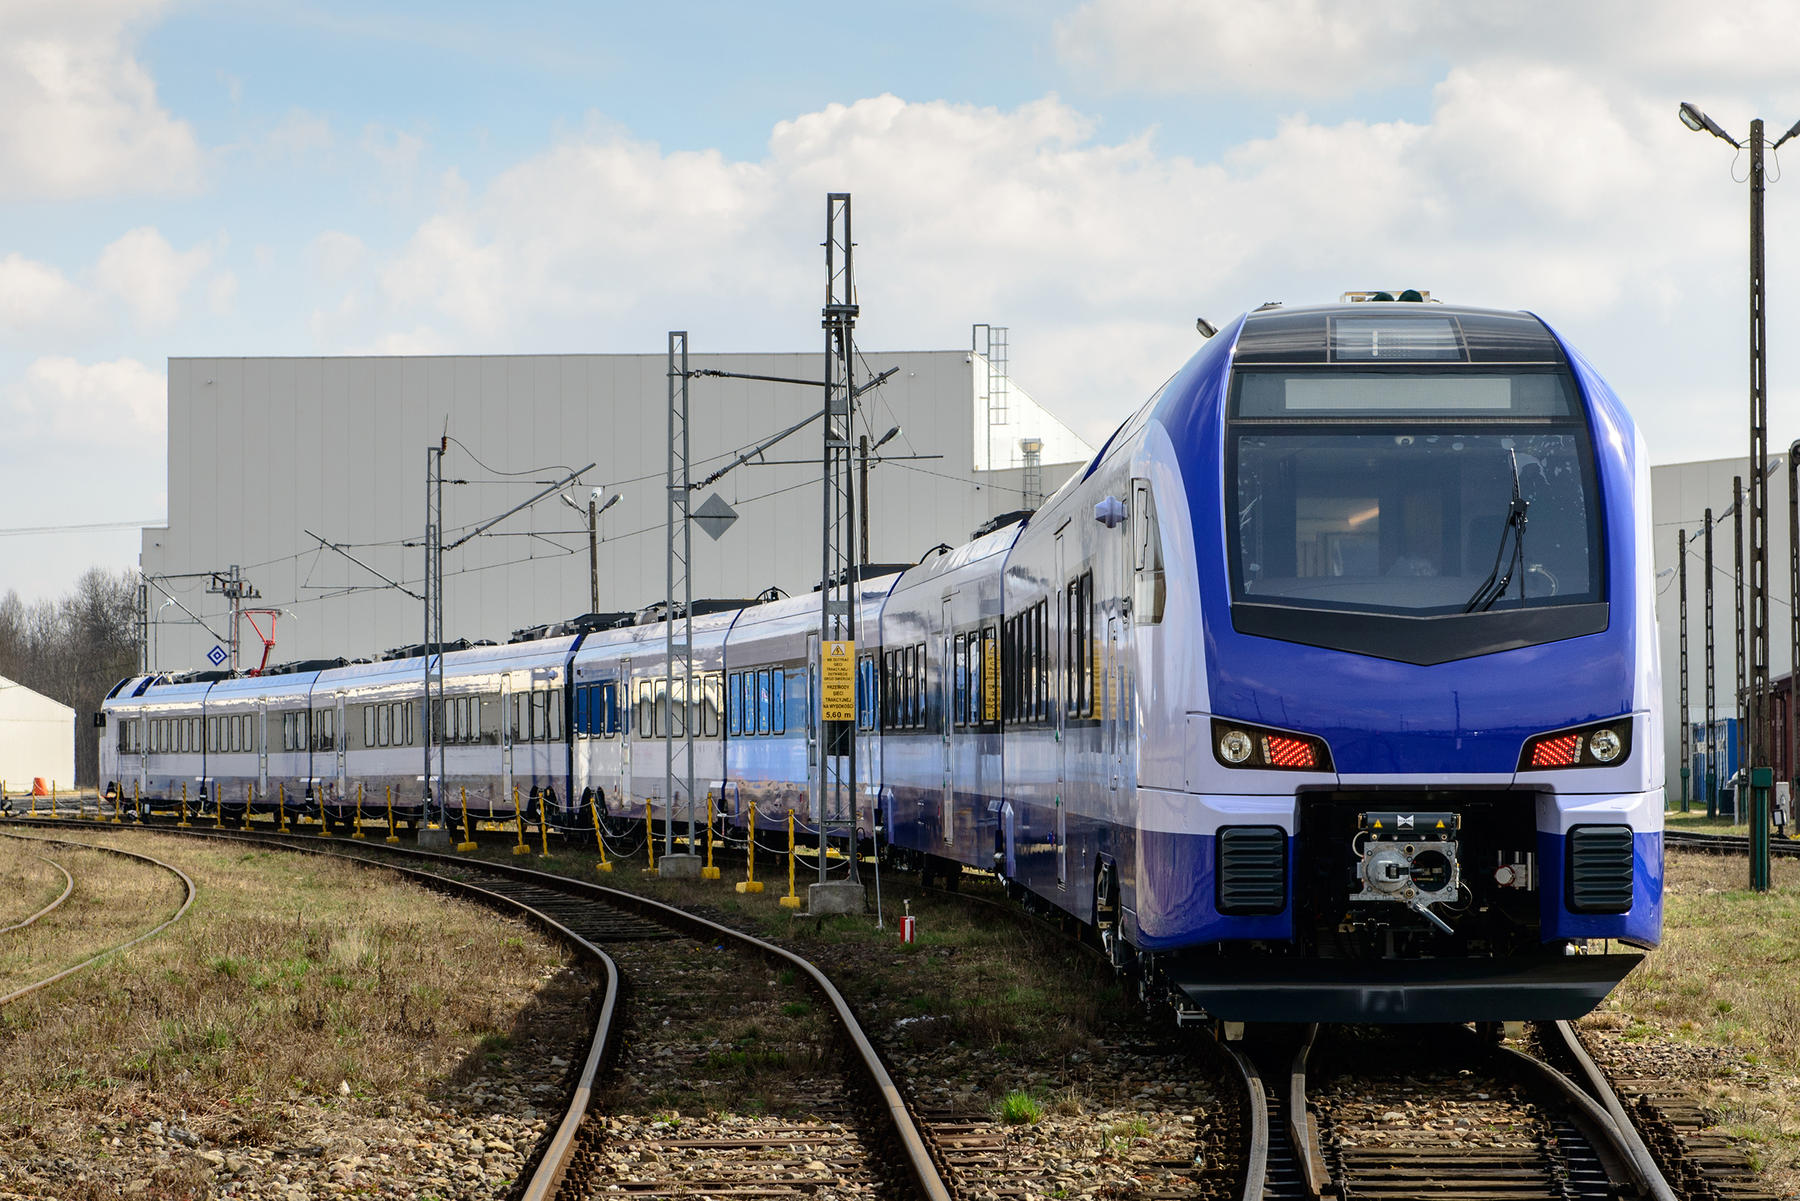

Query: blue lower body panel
[[1135, 829, 1293, 949], [1538, 829, 1663, 944]]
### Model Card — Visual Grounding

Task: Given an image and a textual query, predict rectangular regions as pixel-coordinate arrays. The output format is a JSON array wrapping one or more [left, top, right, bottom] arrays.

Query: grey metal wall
[[141, 351, 1087, 669]]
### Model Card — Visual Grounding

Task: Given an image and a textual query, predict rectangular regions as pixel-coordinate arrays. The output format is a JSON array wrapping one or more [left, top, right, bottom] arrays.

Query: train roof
[[1234, 302, 1564, 366]]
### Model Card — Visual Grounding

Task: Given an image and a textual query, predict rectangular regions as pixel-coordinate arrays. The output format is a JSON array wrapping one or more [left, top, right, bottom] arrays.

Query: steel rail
[[1215, 1038, 1269, 1201], [1492, 1032, 1677, 1201], [1666, 828, 1800, 857], [351, 858, 621, 1201], [1541, 1019, 1680, 1201], [0, 853, 74, 933], [0, 835, 196, 1006], [1286, 1024, 1331, 1198]]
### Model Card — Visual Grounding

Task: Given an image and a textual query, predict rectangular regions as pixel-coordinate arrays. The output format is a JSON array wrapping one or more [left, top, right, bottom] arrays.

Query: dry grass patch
[[0, 838, 68, 928], [1585, 848, 1800, 1193], [0, 840, 181, 994], [0, 830, 581, 1166]]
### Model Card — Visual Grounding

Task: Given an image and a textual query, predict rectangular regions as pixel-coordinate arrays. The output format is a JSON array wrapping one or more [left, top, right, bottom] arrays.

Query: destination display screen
[[1232, 370, 1576, 419]]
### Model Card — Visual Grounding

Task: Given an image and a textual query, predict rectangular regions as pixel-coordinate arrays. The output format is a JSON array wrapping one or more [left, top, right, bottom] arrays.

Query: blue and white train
[[101, 298, 1661, 1023]]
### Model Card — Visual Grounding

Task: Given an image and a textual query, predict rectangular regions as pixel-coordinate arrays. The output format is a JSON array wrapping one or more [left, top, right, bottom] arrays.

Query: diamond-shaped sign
[[693, 492, 739, 541], [206, 645, 228, 667]]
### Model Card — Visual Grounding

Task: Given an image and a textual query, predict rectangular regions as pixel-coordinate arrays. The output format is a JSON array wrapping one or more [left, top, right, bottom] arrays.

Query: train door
[[1054, 527, 1069, 889], [136, 717, 148, 797], [1105, 614, 1123, 793], [940, 595, 955, 847], [619, 659, 633, 806], [335, 693, 348, 801], [257, 699, 269, 796], [501, 672, 514, 805]]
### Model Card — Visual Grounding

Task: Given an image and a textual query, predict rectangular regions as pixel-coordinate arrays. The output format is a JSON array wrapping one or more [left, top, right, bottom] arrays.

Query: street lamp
[[1679, 101, 1800, 890], [857, 426, 902, 567], [561, 486, 620, 614], [154, 599, 177, 673]]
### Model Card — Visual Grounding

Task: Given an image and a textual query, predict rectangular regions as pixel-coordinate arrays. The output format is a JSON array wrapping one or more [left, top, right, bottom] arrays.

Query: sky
[[4, 0, 1800, 604]]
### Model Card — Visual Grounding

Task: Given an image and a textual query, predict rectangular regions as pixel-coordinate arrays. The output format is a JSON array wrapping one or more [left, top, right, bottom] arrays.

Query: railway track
[[2, 818, 948, 1201], [1664, 827, 1800, 857], [0, 832, 196, 1006]]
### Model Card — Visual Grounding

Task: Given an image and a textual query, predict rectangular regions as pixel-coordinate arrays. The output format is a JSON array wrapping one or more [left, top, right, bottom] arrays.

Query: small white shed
[[0, 675, 74, 793]]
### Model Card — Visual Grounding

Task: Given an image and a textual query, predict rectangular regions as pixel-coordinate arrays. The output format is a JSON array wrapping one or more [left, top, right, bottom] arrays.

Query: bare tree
[[0, 569, 141, 785]]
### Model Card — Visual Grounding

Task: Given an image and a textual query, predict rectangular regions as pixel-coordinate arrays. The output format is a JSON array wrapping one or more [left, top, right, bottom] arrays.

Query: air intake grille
[[1567, 825, 1634, 914], [1217, 825, 1288, 915]]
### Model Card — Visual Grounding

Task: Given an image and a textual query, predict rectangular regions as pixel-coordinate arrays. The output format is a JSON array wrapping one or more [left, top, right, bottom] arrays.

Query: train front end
[[1151, 301, 1660, 1023]]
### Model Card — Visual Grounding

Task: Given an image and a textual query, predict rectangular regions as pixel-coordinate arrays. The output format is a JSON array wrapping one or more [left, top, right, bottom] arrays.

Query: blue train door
[[257, 699, 269, 796], [501, 672, 514, 805]]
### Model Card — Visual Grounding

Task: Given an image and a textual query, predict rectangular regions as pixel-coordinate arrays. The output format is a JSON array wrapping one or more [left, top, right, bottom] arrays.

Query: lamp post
[[857, 425, 901, 567], [562, 487, 619, 614], [1680, 101, 1800, 889], [154, 599, 177, 673]]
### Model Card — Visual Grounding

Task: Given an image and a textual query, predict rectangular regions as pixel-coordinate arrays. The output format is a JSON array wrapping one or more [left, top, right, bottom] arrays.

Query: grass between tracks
[[0, 842, 71, 928], [1586, 849, 1800, 1192], [450, 834, 1134, 1120], [0, 829, 577, 1168]]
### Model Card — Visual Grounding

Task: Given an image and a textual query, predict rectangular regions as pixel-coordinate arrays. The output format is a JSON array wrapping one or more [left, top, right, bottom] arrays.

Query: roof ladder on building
[[973, 323, 1010, 470]]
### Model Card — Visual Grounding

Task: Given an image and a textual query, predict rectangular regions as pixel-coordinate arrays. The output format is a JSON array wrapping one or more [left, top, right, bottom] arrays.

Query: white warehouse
[[140, 347, 1093, 670], [0, 675, 75, 794]]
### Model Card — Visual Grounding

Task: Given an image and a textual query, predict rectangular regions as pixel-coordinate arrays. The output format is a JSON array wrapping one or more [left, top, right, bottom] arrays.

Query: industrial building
[[1651, 451, 1800, 808], [0, 675, 75, 794], [140, 345, 1092, 670]]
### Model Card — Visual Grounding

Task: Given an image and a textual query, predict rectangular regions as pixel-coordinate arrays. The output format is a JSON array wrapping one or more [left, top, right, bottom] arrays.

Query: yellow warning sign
[[821, 640, 855, 722]]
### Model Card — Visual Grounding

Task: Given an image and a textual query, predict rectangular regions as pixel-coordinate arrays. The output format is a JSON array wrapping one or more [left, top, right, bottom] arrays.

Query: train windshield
[[1228, 370, 1601, 618]]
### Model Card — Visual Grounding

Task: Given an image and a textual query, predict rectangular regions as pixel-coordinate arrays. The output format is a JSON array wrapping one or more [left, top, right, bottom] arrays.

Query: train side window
[[378, 704, 391, 747], [981, 625, 998, 724], [1131, 478, 1166, 624], [728, 673, 742, 736], [362, 706, 374, 748], [953, 633, 968, 727], [324, 708, 335, 750], [771, 668, 786, 734], [279, 713, 289, 752], [753, 668, 768, 735], [550, 687, 564, 741], [405, 702, 415, 746], [575, 685, 590, 734], [705, 674, 723, 738], [915, 643, 927, 729]]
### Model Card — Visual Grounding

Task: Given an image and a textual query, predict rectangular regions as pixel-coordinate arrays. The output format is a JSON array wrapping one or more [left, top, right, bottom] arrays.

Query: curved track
[[0, 833, 197, 1007], [4, 819, 949, 1201], [0, 851, 74, 933], [1218, 1020, 1675, 1201]]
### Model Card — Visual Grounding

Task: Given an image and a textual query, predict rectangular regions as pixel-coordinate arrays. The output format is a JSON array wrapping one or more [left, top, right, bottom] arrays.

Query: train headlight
[[1219, 728, 1254, 764], [1518, 719, 1632, 770], [1211, 718, 1333, 772], [1589, 728, 1622, 763]]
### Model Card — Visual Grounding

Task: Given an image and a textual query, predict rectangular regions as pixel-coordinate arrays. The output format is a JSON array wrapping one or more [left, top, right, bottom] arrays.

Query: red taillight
[[1529, 733, 1583, 768], [1262, 734, 1317, 769]]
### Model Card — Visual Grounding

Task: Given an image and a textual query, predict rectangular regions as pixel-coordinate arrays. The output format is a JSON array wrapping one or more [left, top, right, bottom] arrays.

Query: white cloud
[[95, 226, 212, 328], [0, 0, 201, 198], [308, 231, 367, 282], [1053, 0, 1800, 99], [0, 252, 101, 344], [207, 271, 237, 315], [5, 355, 165, 446], [267, 108, 332, 158]]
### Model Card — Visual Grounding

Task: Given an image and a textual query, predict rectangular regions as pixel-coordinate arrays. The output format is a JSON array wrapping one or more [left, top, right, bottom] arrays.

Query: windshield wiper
[[1463, 448, 1529, 613]]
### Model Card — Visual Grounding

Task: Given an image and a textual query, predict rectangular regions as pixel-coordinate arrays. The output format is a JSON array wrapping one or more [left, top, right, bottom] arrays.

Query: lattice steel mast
[[820, 193, 859, 882]]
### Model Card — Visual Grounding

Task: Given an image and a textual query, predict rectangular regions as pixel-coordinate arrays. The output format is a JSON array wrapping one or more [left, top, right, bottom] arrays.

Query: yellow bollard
[[644, 800, 657, 872], [112, 784, 122, 823], [590, 796, 613, 873], [28, 784, 36, 818], [318, 786, 333, 837], [214, 785, 223, 828], [779, 810, 802, 908], [736, 801, 764, 893], [457, 786, 477, 853], [178, 782, 191, 828], [133, 781, 140, 822], [702, 794, 721, 881], [50, 781, 57, 818], [245, 783, 255, 829], [538, 790, 550, 858], [384, 784, 400, 844], [512, 787, 530, 855], [353, 783, 366, 839], [277, 783, 288, 833]]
